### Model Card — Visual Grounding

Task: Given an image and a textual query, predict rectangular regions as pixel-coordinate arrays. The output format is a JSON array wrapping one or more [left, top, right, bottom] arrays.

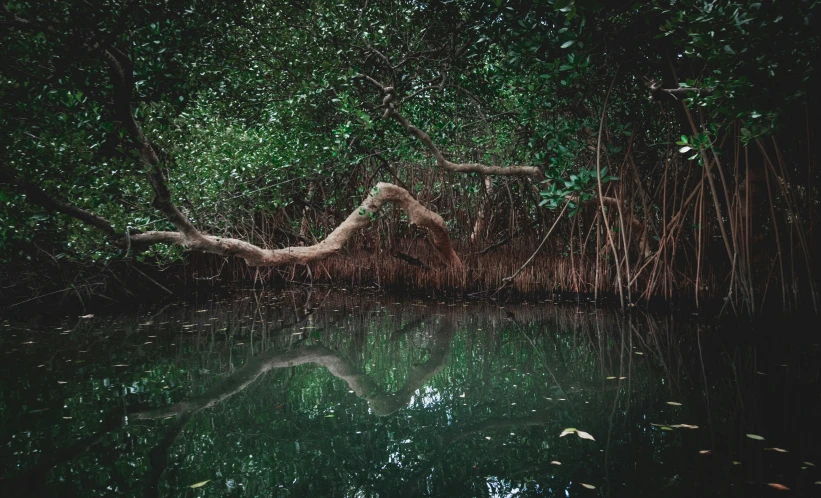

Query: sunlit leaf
[[189, 480, 210, 488]]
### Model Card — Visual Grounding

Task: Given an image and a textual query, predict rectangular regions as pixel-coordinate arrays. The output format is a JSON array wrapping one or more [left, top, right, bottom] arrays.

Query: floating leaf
[[580, 483, 596, 489], [804, 462, 816, 467], [765, 447, 788, 453], [666, 402, 682, 406], [768, 483, 789, 491], [634, 351, 644, 355], [551, 461, 562, 465], [189, 480, 210, 488], [619, 376, 627, 380], [576, 430, 595, 441], [732, 461, 741, 465], [606, 376, 616, 380], [560, 428, 576, 437], [324, 414, 335, 418], [485, 436, 491, 440], [746, 434, 765, 440], [670, 424, 699, 429], [699, 450, 711, 454]]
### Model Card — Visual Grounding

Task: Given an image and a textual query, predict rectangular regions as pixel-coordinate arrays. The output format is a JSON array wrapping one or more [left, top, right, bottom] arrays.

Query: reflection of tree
[[134, 319, 453, 420]]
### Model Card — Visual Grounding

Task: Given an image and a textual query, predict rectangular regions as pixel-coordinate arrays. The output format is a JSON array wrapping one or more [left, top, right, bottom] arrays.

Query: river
[[1, 290, 819, 496]]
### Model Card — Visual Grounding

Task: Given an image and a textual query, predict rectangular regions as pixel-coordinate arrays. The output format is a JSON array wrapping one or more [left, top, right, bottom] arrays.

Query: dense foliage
[[1, 0, 819, 311]]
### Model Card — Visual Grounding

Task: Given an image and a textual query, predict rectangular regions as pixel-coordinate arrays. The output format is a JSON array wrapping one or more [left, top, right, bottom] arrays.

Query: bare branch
[[128, 182, 462, 268], [355, 74, 544, 179], [646, 79, 714, 102], [0, 170, 118, 238]]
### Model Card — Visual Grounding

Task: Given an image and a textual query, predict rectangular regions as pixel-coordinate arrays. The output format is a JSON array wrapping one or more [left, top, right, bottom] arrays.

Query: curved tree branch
[[129, 182, 462, 267], [131, 321, 454, 419], [355, 74, 544, 179]]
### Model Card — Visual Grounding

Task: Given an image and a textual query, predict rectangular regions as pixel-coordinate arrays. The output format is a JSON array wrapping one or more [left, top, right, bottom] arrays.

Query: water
[[1, 290, 819, 497]]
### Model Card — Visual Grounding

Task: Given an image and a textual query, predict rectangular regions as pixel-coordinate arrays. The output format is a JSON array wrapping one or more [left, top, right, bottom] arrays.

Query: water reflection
[[0, 290, 819, 497]]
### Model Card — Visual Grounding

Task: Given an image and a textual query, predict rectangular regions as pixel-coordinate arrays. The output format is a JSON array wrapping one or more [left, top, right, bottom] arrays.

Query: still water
[[1, 290, 819, 497]]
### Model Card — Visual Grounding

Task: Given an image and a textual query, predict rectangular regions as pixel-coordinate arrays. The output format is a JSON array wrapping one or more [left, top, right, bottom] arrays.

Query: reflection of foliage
[[1, 291, 814, 496]]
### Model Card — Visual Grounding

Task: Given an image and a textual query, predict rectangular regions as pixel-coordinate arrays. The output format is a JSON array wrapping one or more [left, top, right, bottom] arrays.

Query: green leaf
[[746, 434, 765, 440], [189, 480, 210, 488], [560, 40, 575, 49]]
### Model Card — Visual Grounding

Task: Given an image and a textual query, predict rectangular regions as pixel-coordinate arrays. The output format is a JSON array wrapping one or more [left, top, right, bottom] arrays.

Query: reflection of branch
[[400, 412, 554, 498], [143, 412, 193, 498], [132, 321, 454, 419], [0, 414, 122, 490]]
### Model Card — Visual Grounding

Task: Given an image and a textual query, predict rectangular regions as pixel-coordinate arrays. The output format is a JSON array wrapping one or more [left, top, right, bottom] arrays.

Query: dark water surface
[[1, 290, 819, 497]]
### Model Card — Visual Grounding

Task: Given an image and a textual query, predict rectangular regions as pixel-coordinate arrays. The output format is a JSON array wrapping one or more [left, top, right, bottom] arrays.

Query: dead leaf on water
[[550, 461, 561, 465], [666, 402, 682, 406], [606, 376, 616, 380], [57, 381, 67, 384], [746, 434, 765, 440], [635, 352, 644, 355], [699, 450, 711, 454], [768, 483, 789, 491], [765, 448, 788, 453], [576, 430, 595, 441], [580, 483, 596, 489], [732, 461, 741, 465], [80, 314, 94, 319], [804, 462, 816, 467], [189, 480, 210, 488], [560, 428, 576, 437], [670, 424, 699, 429], [619, 376, 627, 379]]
